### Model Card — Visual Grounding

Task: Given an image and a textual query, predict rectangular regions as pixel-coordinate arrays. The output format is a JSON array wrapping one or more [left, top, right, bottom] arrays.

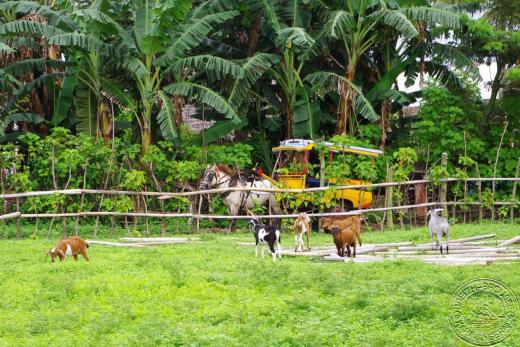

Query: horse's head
[[199, 164, 220, 190]]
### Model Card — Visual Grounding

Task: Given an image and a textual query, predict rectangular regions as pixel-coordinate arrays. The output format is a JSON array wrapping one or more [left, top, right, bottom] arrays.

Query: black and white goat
[[249, 218, 282, 262], [427, 208, 450, 254]]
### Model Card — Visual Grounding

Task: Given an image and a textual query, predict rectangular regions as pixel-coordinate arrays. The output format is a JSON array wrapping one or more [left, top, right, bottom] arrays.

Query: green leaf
[[156, 11, 238, 65], [4, 58, 67, 76], [0, 20, 63, 37], [228, 53, 279, 109], [164, 81, 240, 122], [0, 42, 14, 53], [53, 74, 77, 126], [169, 55, 244, 80], [10, 113, 46, 124], [305, 71, 379, 121], [48, 33, 118, 56], [74, 9, 135, 49], [191, 117, 248, 146], [156, 91, 180, 144], [73, 86, 96, 136]]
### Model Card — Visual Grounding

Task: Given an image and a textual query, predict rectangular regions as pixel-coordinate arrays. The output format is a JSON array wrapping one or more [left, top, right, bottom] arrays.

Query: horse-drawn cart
[[261, 139, 383, 211]]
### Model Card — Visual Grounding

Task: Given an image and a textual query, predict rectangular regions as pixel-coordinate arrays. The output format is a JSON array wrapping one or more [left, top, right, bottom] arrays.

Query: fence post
[[385, 165, 394, 229], [16, 197, 20, 240], [511, 157, 520, 224], [440, 153, 448, 218]]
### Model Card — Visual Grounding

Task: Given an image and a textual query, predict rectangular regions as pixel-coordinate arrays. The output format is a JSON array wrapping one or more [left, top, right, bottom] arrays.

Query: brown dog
[[293, 212, 311, 252], [48, 236, 90, 262], [321, 215, 362, 246]]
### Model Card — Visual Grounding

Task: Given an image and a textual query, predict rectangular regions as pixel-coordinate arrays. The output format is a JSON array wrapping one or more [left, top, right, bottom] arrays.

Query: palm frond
[[430, 42, 481, 81], [74, 9, 135, 49], [53, 73, 77, 125], [0, 20, 63, 37], [401, 7, 461, 29], [165, 81, 240, 122], [305, 71, 379, 121], [228, 53, 279, 109], [169, 55, 244, 79], [0, 42, 15, 53], [326, 10, 355, 39], [48, 33, 119, 56], [0, 1, 76, 31], [277, 27, 315, 51], [156, 11, 238, 65], [156, 91, 179, 144], [101, 81, 137, 112], [378, 10, 418, 40], [4, 58, 68, 76]]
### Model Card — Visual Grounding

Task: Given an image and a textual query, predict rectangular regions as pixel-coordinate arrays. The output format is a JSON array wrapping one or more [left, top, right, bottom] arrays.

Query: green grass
[[0, 222, 520, 346]]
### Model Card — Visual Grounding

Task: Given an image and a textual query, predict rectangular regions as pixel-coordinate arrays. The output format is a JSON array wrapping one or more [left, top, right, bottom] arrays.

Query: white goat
[[427, 208, 449, 254]]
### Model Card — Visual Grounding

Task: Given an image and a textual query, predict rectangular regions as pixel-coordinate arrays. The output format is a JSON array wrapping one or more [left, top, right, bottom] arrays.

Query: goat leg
[[346, 244, 351, 258], [438, 234, 443, 254], [306, 231, 310, 251]]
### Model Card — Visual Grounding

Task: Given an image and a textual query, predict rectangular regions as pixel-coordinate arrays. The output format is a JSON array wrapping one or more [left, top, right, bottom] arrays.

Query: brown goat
[[293, 212, 311, 252], [321, 215, 362, 246], [331, 226, 357, 257], [48, 236, 90, 262]]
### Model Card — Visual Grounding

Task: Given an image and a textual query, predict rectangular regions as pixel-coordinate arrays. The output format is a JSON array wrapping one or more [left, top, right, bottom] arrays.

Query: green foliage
[[1, 223, 520, 344]]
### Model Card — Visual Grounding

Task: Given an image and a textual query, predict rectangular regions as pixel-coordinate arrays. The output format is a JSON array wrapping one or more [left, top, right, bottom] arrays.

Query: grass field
[[0, 222, 519, 346]]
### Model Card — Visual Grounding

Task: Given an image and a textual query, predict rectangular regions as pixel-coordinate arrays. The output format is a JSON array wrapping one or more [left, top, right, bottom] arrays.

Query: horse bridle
[[200, 166, 232, 190]]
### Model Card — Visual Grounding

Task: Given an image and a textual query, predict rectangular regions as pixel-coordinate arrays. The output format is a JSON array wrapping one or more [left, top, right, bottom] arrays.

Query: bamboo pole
[[16, 197, 20, 240], [385, 165, 394, 228], [0, 178, 518, 201], [498, 236, 520, 247], [440, 153, 448, 218], [75, 159, 89, 236], [511, 157, 520, 224], [0, 212, 20, 220], [492, 121, 509, 221], [15, 200, 517, 220]]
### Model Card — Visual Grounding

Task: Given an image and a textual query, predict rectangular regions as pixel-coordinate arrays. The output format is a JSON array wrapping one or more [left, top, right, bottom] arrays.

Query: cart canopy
[[272, 139, 383, 157]]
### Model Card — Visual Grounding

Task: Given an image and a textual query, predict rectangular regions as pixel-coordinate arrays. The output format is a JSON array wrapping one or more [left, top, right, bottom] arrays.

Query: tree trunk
[[336, 64, 355, 135], [141, 124, 152, 154], [283, 100, 294, 139], [97, 99, 112, 141], [172, 95, 185, 129], [486, 61, 504, 118], [380, 99, 392, 149], [247, 16, 261, 57]]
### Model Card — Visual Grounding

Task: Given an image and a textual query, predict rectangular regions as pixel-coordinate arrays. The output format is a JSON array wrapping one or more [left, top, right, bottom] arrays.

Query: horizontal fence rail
[[0, 177, 519, 200], [7, 201, 515, 220]]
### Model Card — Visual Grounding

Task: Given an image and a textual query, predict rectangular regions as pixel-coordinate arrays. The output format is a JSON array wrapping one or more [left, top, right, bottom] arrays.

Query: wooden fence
[[0, 175, 519, 239]]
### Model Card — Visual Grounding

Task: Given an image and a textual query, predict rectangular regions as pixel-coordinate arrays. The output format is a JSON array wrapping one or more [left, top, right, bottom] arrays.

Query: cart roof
[[272, 139, 383, 157]]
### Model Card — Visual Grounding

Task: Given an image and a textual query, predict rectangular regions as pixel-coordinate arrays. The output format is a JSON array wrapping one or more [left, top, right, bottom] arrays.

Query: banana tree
[[257, 0, 322, 139], [103, 0, 242, 152]]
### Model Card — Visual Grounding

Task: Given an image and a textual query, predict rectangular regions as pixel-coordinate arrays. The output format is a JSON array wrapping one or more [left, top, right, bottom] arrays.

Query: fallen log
[[450, 234, 496, 243], [498, 236, 520, 247], [120, 237, 199, 243], [379, 247, 509, 255], [398, 245, 490, 251], [86, 240, 147, 248]]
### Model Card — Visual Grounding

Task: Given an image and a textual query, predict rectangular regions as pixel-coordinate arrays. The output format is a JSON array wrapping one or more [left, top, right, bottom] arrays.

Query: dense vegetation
[[0, 1, 519, 222], [0, 223, 519, 345]]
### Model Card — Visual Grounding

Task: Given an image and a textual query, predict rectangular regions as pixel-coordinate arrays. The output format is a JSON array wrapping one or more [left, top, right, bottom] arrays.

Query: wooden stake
[[385, 165, 394, 229], [440, 153, 448, 218], [511, 157, 520, 224]]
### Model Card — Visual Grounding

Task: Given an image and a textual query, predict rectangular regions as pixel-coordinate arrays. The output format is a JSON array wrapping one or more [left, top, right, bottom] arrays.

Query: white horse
[[199, 164, 281, 231]]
